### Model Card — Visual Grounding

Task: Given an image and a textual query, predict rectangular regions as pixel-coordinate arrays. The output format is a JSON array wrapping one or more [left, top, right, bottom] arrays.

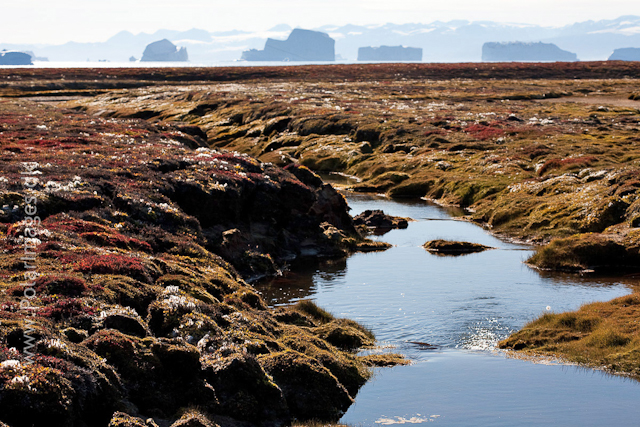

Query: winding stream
[[257, 190, 640, 426]]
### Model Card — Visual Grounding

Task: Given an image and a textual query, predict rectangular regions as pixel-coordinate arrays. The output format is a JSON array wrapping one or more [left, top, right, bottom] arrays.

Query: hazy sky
[[4, 0, 640, 44]]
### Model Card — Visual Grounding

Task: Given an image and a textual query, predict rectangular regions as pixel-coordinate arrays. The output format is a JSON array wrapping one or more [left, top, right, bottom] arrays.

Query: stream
[[256, 190, 640, 426]]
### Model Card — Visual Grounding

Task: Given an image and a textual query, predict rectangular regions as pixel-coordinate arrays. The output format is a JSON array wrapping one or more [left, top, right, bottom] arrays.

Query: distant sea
[[0, 59, 448, 69]]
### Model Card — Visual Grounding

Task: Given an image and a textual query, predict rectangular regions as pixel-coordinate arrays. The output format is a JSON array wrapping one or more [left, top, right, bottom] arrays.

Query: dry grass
[[293, 299, 335, 324], [528, 232, 640, 271], [499, 293, 640, 378]]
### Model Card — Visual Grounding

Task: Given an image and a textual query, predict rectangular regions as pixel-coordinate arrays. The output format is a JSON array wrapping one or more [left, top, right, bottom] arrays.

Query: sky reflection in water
[[257, 192, 640, 425]]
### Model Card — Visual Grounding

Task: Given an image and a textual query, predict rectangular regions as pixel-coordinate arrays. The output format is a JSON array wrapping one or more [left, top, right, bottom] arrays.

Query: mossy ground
[[423, 239, 493, 254], [52, 65, 640, 381], [3, 63, 640, 401], [0, 99, 403, 427], [57, 70, 640, 246]]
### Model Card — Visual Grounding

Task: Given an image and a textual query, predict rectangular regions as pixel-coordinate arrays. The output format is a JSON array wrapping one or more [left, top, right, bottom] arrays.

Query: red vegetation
[[40, 298, 96, 320], [7, 275, 88, 297], [464, 124, 505, 140], [44, 216, 111, 234], [35, 275, 89, 297], [80, 232, 153, 252], [74, 254, 148, 280], [538, 156, 598, 176]]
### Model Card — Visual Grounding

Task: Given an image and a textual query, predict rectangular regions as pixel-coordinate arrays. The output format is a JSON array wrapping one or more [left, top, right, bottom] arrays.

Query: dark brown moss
[[423, 240, 494, 254]]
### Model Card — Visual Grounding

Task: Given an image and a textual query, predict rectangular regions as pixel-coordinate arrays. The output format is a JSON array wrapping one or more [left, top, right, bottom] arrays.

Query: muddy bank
[[0, 99, 399, 427]]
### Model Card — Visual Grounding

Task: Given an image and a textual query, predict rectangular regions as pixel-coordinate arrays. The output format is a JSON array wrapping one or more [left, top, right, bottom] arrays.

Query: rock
[[62, 327, 89, 343], [423, 239, 493, 254], [358, 46, 422, 61], [85, 330, 211, 416], [353, 210, 409, 231], [201, 353, 290, 423], [0, 334, 122, 427], [354, 124, 381, 145], [608, 47, 640, 61], [259, 351, 353, 421], [242, 29, 335, 61], [141, 39, 188, 62], [101, 313, 149, 337], [359, 141, 373, 154], [284, 164, 324, 187], [482, 42, 578, 62], [0, 50, 32, 65], [322, 222, 347, 242]]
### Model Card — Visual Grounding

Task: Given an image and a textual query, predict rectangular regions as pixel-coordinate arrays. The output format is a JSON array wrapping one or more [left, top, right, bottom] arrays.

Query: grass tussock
[[528, 234, 640, 271], [359, 353, 410, 367], [293, 300, 335, 324], [499, 293, 640, 378]]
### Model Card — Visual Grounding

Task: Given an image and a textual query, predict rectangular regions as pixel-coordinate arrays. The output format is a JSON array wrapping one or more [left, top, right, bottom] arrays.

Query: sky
[[3, 0, 640, 44]]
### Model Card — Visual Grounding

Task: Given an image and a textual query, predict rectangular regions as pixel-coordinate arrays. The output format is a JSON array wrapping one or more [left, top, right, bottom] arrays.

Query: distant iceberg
[[141, 39, 188, 62], [608, 47, 640, 61], [482, 42, 578, 62], [241, 29, 334, 61], [0, 50, 32, 65]]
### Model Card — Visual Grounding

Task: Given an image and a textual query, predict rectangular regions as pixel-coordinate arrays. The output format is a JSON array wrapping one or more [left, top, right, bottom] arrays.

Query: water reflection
[[259, 258, 347, 306], [255, 191, 640, 426], [342, 351, 640, 426], [258, 191, 635, 352]]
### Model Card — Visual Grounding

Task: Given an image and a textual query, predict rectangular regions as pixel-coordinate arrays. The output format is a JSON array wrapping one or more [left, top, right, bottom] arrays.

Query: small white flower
[[44, 339, 68, 351], [10, 375, 30, 386], [99, 306, 139, 319], [164, 294, 196, 311], [0, 360, 22, 370], [164, 285, 180, 295]]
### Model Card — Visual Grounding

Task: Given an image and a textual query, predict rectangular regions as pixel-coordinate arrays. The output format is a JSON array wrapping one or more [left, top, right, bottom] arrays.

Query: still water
[[257, 192, 640, 426]]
